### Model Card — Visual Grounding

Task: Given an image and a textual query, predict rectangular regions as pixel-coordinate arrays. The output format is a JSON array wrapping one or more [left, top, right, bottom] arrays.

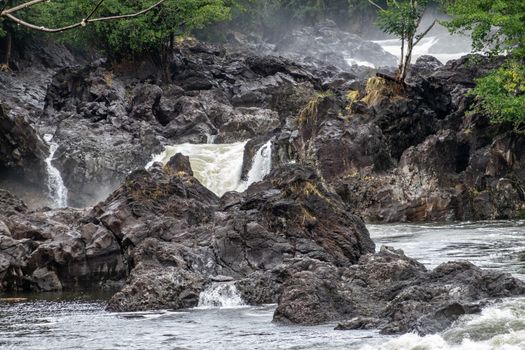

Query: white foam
[[43, 134, 68, 208], [197, 283, 246, 309], [147, 140, 273, 197]]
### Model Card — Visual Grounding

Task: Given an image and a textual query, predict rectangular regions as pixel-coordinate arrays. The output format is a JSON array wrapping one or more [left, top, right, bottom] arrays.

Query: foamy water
[[147, 140, 273, 196]]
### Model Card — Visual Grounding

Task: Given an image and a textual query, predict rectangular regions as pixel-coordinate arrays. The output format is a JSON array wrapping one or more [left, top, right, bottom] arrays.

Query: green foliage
[[469, 62, 525, 130], [445, 0, 525, 128], [445, 0, 525, 59], [375, 0, 430, 41], [34, 0, 240, 59]]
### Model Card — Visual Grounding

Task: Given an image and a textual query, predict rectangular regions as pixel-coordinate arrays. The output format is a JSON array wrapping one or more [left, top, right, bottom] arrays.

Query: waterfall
[[43, 134, 68, 208], [197, 283, 245, 309], [147, 142, 247, 197], [147, 139, 273, 197], [372, 36, 471, 64], [206, 133, 217, 144], [237, 140, 273, 192]]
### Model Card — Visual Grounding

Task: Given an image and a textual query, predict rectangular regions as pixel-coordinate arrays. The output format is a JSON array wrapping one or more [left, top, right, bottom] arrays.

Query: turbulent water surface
[[1, 221, 524, 350], [146, 141, 272, 197]]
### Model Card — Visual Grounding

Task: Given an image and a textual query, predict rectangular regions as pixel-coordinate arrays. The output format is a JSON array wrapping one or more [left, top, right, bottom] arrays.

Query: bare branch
[[90, 0, 166, 22], [2, 0, 166, 33], [414, 19, 436, 46], [1, 0, 47, 16], [367, 0, 385, 11]]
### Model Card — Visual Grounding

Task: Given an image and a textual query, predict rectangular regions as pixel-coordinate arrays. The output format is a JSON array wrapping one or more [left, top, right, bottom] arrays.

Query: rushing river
[[1, 221, 524, 350]]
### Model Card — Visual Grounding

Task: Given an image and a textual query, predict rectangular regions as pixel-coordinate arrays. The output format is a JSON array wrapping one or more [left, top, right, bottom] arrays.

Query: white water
[[373, 36, 471, 65], [360, 298, 525, 350], [358, 222, 525, 350], [43, 134, 68, 208], [237, 139, 273, 193], [197, 283, 246, 309], [1, 222, 524, 349], [346, 57, 376, 68], [147, 140, 273, 197]]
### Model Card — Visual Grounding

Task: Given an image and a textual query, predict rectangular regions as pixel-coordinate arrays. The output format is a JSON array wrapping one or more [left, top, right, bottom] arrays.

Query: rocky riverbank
[[1, 29, 524, 336]]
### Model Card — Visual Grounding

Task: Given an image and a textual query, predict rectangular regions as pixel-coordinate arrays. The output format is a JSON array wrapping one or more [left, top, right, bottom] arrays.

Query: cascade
[[237, 139, 273, 193], [372, 36, 470, 64], [43, 134, 68, 208], [197, 283, 246, 309], [147, 140, 273, 197]]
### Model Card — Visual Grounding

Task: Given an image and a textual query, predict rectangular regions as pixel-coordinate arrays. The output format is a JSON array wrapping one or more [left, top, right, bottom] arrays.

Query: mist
[[207, 2, 473, 71]]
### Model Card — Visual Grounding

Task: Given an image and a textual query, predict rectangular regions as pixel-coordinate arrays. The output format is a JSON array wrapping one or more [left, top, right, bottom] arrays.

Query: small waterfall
[[147, 142, 247, 197], [197, 283, 245, 309], [206, 133, 217, 144], [237, 140, 273, 192], [43, 134, 68, 208], [146, 139, 273, 196]]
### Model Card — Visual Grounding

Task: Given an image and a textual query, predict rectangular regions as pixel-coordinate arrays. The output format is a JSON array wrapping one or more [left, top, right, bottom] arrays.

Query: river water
[[1, 221, 524, 350]]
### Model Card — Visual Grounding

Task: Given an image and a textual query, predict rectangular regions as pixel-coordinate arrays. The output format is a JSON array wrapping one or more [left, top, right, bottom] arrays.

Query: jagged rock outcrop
[[1, 154, 524, 336], [0, 104, 48, 186], [275, 246, 525, 334], [103, 159, 374, 311], [275, 55, 525, 222], [35, 40, 335, 207], [0, 188, 125, 292]]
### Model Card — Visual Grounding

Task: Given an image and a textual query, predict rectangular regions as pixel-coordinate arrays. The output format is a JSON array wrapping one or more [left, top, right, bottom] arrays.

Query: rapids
[[1, 221, 523, 350], [146, 140, 273, 197]]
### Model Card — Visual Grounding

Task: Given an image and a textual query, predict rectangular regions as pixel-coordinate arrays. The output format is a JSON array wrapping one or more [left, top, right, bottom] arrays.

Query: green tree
[[445, 0, 525, 129], [1, 0, 240, 72], [367, 0, 436, 82]]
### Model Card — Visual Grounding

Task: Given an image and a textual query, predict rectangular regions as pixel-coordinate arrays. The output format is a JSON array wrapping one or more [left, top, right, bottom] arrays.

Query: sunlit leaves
[[445, 0, 525, 58], [470, 62, 525, 130]]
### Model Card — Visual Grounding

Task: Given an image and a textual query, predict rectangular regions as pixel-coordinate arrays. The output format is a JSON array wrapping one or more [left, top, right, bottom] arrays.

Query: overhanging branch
[[1, 0, 166, 33]]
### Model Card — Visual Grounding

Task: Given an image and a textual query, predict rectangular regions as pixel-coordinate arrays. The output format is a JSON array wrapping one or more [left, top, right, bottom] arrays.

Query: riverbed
[[1, 221, 524, 350]]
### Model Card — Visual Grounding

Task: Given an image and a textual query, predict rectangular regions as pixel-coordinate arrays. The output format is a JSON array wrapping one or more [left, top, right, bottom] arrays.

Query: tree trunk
[[399, 36, 413, 82], [2, 30, 12, 70]]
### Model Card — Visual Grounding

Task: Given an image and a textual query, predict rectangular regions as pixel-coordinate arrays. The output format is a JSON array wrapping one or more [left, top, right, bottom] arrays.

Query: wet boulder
[[99, 161, 374, 311], [274, 246, 525, 335]]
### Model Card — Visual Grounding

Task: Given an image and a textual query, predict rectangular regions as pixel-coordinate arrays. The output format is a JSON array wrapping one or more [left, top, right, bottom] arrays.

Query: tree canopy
[[444, 0, 525, 130]]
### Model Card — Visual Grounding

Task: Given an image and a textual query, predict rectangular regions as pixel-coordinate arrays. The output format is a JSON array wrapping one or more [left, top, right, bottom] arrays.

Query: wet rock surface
[[0, 154, 523, 335], [1, 35, 525, 338], [276, 246, 525, 334], [103, 161, 374, 311], [273, 54, 525, 222]]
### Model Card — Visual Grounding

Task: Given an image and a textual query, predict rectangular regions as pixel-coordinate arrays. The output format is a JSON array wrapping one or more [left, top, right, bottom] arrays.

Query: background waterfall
[[147, 140, 273, 196], [43, 134, 68, 208]]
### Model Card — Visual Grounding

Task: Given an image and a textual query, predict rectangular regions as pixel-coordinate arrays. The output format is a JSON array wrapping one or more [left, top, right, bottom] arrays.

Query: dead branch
[[1, 0, 166, 33]]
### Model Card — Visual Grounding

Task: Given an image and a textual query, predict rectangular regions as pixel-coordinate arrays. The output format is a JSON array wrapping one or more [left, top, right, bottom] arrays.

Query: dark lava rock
[[0, 104, 48, 187], [275, 246, 525, 334], [273, 54, 525, 222], [104, 161, 374, 311]]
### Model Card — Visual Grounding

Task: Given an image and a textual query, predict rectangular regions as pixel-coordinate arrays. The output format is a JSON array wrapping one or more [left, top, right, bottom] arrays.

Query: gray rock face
[[31, 41, 325, 207], [1, 157, 523, 336], [272, 54, 525, 222], [275, 246, 525, 335], [0, 203, 125, 292], [101, 161, 374, 311]]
